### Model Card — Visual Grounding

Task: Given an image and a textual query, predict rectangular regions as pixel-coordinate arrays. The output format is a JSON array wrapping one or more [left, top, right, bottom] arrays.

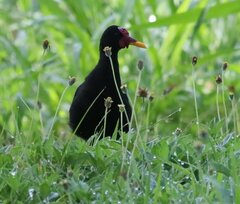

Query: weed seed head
[[104, 97, 113, 108], [194, 140, 204, 153], [199, 130, 208, 140], [137, 59, 144, 71], [192, 56, 198, 65], [173, 127, 182, 136], [60, 179, 70, 190], [137, 87, 148, 99], [120, 84, 128, 94], [103, 46, 112, 57], [68, 76, 76, 86], [215, 75, 222, 84], [228, 85, 235, 93], [228, 86, 235, 100], [118, 104, 125, 112], [43, 39, 50, 50], [229, 92, 234, 101], [223, 62, 228, 71], [148, 92, 154, 102]]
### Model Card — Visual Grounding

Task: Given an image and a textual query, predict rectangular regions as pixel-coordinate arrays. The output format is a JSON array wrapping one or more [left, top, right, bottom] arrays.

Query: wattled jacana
[[69, 25, 146, 140]]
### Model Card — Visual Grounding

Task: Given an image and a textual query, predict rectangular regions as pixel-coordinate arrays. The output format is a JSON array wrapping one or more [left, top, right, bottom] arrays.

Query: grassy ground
[[1, 0, 240, 203]]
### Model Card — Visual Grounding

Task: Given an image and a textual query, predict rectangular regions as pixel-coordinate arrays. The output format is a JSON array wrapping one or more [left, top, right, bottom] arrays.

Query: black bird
[[69, 25, 146, 140]]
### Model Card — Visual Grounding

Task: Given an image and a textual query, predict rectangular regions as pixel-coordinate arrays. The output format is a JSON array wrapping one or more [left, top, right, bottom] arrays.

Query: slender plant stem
[[221, 70, 229, 133], [103, 107, 108, 137], [191, 65, 200, 136], [73, 87, 106, 136], [216, 85, 221, 122], [129, 70, 142, 130], [231, 99, 237, 134], [127, 123, 141, 178], [108, 56, 130, 124], [216, 85, 223, 136], [145, 100, 151, 142], [46, 85, 69, 140], [236, 99, 240, 135], [123, 70, 142, 175], [126, 70, 145, 177], [120, 111, 125, 171]]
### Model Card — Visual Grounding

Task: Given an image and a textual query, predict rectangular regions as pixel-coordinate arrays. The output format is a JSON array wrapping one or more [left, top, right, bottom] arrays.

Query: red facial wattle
[[118, 27, 146, 49]]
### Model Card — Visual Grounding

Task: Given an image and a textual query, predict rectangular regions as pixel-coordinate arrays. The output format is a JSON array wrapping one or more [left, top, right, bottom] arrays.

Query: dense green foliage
[[1, 0, 240, 203]]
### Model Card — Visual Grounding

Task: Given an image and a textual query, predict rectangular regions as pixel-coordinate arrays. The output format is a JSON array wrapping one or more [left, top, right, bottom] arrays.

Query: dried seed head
[[223, 61, 228, 71], [199, 130, 208, 140], [43, 40, 50, 50], [118, 104, 125, 112], [215, 75, 222, 84], [103, 46, 112, 57], [192, 56, 198, 65], [137, 87, 148, 98], [148, 92, 154, 102], [104, 97, 113, 108], [120, 84, 128, 94], [67, 168, 73, 177], [137, 59, 144, 71], [228, 85, 235, 93], [37, 101, 42, 109], [60, 179, 69, 190], [193, 140, 204, 153], [173, 127, 182, 136], [68, 76, 76, 86], [229, 92, 234, 101]]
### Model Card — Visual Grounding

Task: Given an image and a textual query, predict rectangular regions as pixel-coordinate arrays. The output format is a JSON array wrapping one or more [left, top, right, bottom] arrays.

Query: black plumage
[[69, 25, 146, 140]]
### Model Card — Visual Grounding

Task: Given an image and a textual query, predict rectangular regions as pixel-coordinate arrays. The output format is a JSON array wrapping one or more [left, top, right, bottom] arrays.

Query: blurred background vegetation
[[1, 0, 240, 203], [1, 0, 240, 140]]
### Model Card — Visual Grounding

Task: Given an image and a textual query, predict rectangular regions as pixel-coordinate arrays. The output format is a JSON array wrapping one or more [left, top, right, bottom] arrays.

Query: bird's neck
[[99, 51, 121, 87]]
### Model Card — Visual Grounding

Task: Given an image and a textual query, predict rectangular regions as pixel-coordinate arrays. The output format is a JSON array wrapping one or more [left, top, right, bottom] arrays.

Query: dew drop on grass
[[148, 14, 156, 23], [153, 155, 157, 159], [28, 188, 36, 200], [43, 192, 59, 203], [104, 190, 108, 195], [117, 201, 122, 204], [10, 169, 17, 176], [180, 162, 185, 166], [112, 179, 116, 184]]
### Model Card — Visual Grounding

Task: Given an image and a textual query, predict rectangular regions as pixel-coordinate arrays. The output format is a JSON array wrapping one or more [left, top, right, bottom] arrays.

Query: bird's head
[[100, 25, 146, 53]]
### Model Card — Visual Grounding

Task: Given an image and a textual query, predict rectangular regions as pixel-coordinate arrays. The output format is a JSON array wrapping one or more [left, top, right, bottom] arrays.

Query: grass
[[1, 0, 240, 203]]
